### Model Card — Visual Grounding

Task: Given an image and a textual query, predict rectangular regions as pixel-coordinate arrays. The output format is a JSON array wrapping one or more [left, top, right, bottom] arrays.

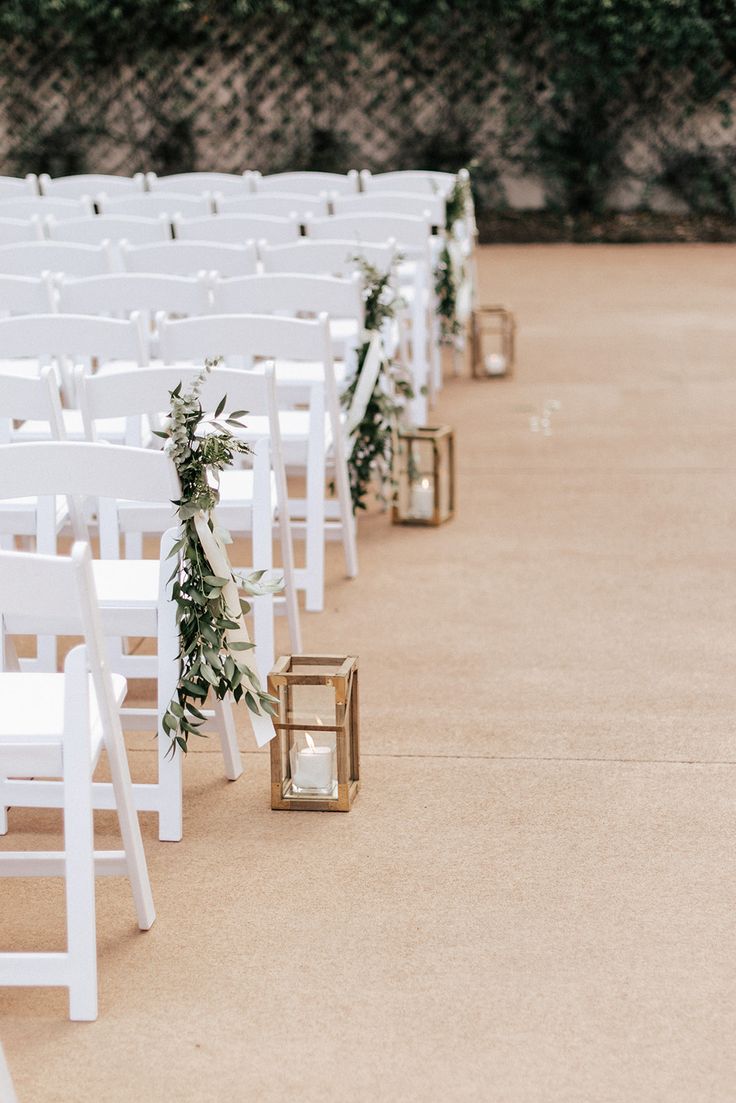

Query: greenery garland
[[156, 358, 279, 754], [343, 258, 413, 512], [435, 172, 473, 341]]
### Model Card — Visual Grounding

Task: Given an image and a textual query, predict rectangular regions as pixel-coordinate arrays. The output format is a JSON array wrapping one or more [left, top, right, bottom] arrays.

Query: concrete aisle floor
[[3, 245, 736, 1102]]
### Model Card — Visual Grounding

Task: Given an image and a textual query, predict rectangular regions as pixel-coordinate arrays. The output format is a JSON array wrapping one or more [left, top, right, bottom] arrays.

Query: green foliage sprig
[[435, 173, 472, 341], [157, 358, 279, 754], [344, 258, 413, 512]]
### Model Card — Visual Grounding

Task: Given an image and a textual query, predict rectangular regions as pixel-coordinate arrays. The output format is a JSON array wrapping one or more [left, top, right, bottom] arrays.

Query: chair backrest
[[215, 192, 330, 218], [48, 214, 171, 246], [306, 213, 432, 253], [174, 213, 301, 246], [0, 366, 65, 443], [121, 240, 258, 278], [333, 190, 445, 225], [0, 216, 44, 244], [0, 196, 94, 220], [0, 440, 180, 514], [211, 272, 363, 324], [98, 192, 212, 218], [0, 273, 55, 315], [39, 172, 146, 198], [0, 542, 110, 661], [79, 363, 274, 428], [147, 171, 248, 196], [251, 170, 359, 195], [0, 174, 38, 197], [360, 169, 457, 195], [0, 241, 112, 277], [58, 272, 210, 318], [159, 311, 331, 365], [259, 238, 396, 277], [0, 313, 147, 364]]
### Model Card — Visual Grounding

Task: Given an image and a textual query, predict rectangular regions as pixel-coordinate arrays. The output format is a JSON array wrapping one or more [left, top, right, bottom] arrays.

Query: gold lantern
[[268, 655, 360, 812], [392, 425, 455, 526], [470, 305, 516, 378]]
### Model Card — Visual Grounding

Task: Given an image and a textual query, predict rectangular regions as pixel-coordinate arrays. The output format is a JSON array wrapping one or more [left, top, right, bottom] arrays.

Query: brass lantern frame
[[268, 655, 360, 812], [470, 305, 516, 378], [391, 424, 455, 526]]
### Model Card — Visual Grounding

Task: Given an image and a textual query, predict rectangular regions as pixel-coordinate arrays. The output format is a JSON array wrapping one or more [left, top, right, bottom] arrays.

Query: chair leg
[[156, 609, 183, 843], [63, 710, 98, 1021], [330, 445, 359, 581], [0, 784, 7, 835], [305, 432, 326, 614], [103, 720, 156, 930], [212, 695, 242, 781]]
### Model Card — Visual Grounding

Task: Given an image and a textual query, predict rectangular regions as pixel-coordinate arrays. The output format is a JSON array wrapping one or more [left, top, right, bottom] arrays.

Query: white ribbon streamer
[[192, 510, 275, 748]]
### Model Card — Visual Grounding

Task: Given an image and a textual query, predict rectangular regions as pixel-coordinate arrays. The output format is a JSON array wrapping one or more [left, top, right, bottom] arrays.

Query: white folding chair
[[0, 1042, 18, 1103], [0, 216, 44, 245], [0, 313, 147, 412], [333, 190, 446, 225], [47, 214, 171, 247], [0, 440, 242, 842], [147, 171, 248, 196], [0, 174, 38, 197], [159, 313, 357, 611], [174, 213, 301, 245], [0, 196, 93, 221], [78, 364, 301, 670], [211, 271, 364, 373], [0, 541, 155, 1020], [249, 170, 359, 195], [215, 192, 330, 218], [39, 173, 146, 198], [98, 193, 212, 219], [0, 241, 113, 278], [120, 240, 258, 278]]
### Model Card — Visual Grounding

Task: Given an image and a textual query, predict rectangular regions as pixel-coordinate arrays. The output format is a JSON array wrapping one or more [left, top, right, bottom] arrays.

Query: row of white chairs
[[3, 168, 460, 199], [0, 232, 436, 412], [0, 199, 446, 244]]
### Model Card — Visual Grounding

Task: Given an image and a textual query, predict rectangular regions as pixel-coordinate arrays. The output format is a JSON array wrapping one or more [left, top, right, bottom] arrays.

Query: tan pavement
[[3, 244, 736, 1102]]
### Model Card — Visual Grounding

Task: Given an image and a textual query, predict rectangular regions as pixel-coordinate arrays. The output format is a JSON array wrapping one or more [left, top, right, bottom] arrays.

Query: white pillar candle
[[293, 733, 334, 791], [410, 477, 434, 520], [484, 353, 507, 376]]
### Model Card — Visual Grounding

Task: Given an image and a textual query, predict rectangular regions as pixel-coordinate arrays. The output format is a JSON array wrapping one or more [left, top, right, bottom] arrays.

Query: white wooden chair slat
[[215, 192, 330, 218], [174, 213, 301, 245], [120, 240, 257, 278], [250, 170, 359, 195], [147, 171, 248, 196], [39, 172, 145, 198]]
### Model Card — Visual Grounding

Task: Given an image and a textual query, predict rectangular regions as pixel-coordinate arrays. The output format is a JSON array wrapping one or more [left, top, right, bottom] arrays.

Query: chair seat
[[0, 671, 126, 776], [268, 358, 350, 389], [0, 358, 42, 378], [219, 468, 278, 517]]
